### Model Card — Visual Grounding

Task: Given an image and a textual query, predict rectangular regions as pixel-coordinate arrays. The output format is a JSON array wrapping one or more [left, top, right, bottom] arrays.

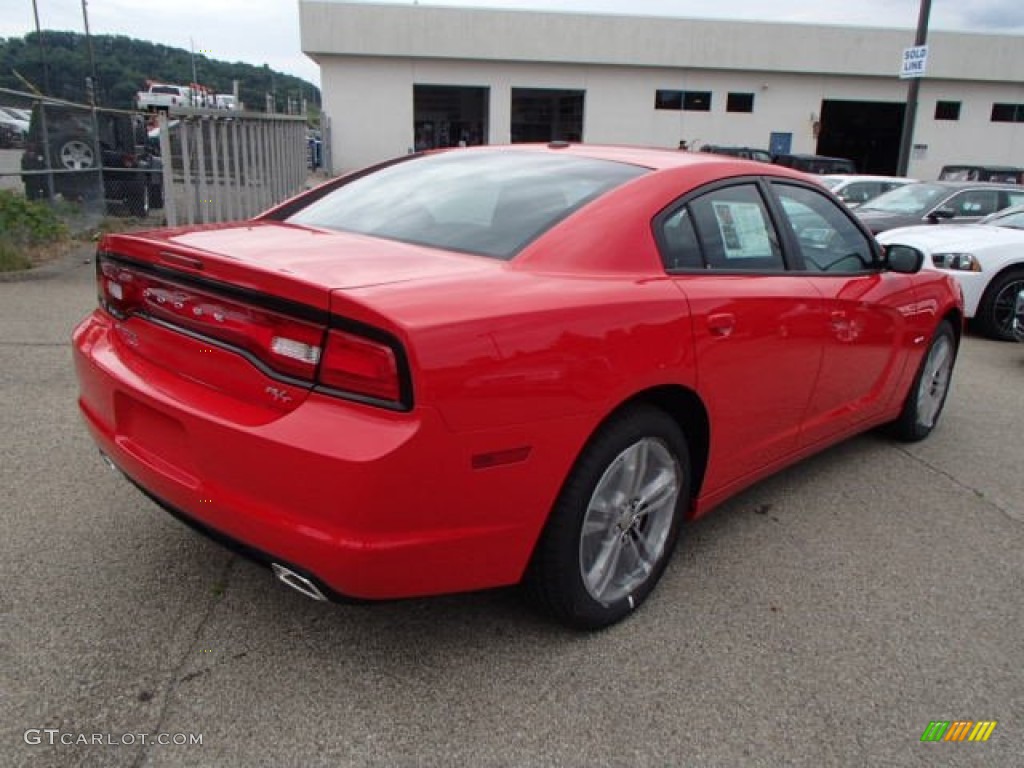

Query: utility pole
[[896, 0, 932, 176], [81, 0, 99, 104], [81, 0, 105, 210], [31, 0, 55, 200], [30, 0, 51, 94], [190, 37, 198, 105]]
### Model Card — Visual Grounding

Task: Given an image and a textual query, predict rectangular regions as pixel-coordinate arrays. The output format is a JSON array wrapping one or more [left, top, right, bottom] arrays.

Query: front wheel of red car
[[891, 320, 957, 442], [527, 405, 690, 630]]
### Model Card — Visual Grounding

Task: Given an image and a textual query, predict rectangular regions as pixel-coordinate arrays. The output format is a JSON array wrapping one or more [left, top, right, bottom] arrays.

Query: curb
[[0, 243, 96, 283]]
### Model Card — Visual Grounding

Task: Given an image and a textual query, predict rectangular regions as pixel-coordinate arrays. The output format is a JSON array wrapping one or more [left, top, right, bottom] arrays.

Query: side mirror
[[883, 243, 924, 274], [927, 207, 955, 222]]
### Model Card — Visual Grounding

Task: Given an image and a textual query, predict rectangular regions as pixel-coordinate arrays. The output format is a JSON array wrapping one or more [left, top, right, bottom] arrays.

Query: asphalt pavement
[[2, 251, 1021, 767]]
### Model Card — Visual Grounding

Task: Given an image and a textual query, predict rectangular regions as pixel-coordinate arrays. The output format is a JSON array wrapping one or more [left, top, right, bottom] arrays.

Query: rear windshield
[[286, 150, 648, 259]]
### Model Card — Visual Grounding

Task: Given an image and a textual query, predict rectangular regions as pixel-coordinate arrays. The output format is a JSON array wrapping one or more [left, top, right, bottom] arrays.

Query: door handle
[[707, 312, 736, 337]]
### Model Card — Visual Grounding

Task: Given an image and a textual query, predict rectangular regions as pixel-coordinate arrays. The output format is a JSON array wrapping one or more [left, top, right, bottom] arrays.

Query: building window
[[726, 92, 754, 113], [934, 101, 961, 121], [991, 103, 1024, 123], [655, 90, 683, 110], [683, 91, 712, 111]]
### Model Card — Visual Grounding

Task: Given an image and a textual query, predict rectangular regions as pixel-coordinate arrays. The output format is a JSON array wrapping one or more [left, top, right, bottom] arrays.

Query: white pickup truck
[[136, 83, 192, 111]]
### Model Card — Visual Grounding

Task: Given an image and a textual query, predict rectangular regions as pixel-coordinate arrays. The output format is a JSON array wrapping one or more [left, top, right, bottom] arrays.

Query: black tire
[[975, 268, 1024, 341], [127, 181, 150, 218], [23, 177, 47, 200], [149, 182, 164, 210], [526, 404, 690, 630], [890, 320, 957, 442]]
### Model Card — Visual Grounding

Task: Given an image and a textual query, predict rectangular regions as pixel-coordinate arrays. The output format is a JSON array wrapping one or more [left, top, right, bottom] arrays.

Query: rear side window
[[286, 151, 647, 260], [688, 184, 784, 271], [660, 207, 703, 270]]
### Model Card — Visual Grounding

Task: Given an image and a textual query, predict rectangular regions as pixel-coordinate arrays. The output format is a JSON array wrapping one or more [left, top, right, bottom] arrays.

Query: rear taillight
[[319, 330, 401, 403], [97, 254, 410, 409]]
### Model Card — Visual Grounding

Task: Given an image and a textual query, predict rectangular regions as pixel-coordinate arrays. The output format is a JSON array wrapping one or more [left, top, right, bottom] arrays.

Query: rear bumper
[[74, 311, 578, 600]]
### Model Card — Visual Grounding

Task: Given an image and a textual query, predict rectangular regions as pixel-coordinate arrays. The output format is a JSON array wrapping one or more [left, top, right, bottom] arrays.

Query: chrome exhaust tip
[[271, 563, 328, 602]]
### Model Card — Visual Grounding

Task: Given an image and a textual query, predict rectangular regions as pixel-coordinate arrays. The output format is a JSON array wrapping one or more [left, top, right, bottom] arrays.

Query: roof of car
[[822, 174, 914, 183], [447, 143, 805, 176], [776, 154, 850, 161], [940, 164, 1023, 172], [914, 180, 1024, 190]]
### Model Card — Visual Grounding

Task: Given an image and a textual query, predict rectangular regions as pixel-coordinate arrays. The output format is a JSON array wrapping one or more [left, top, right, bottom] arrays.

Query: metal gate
[[158, 109, 308, 227]]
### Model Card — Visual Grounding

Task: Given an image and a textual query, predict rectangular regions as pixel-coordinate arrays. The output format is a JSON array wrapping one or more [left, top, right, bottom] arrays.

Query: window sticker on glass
[[712, 201, 772, 259]]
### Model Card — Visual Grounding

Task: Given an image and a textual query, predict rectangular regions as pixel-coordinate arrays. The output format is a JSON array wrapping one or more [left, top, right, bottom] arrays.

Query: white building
[[299, 1, 1024, 179]]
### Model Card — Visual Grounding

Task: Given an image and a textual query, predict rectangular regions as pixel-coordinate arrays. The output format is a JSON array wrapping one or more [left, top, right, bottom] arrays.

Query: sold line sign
[[900, 45, 929, 78]]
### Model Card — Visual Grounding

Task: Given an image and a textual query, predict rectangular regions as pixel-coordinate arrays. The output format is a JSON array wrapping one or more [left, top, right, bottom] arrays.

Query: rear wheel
[[527, 405, 690, 629], [975, 268, 1024, 341], [890, 320, 956, 442]]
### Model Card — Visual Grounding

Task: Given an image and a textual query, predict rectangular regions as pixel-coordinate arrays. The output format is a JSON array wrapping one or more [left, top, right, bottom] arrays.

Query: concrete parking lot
[[2, 253, 1021, 767]]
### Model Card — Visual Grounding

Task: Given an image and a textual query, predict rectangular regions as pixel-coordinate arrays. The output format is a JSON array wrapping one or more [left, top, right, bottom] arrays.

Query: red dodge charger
[[73, 144, 962, 628]]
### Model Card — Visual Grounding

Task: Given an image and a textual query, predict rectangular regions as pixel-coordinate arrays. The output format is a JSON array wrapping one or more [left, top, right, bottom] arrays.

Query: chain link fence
[[0, 88, 162, 230], [1, 87, 317, 233]]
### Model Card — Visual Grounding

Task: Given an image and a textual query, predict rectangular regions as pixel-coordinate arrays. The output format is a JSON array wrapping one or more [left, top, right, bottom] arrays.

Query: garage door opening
[[815, 100, 905, 175], [510, 88, 584, 143], [413, 85, 489, 151]]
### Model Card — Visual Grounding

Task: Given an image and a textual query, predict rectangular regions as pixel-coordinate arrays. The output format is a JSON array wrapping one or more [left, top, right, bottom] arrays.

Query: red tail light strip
[[96, 253, 413, 411]]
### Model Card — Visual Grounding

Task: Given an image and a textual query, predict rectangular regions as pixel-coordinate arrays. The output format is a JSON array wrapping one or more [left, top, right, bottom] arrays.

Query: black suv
[[20, 104, 163, 217], [700, 145, 773, 163], [938, 165, 1023, 184], [772, 154, 856, 175]]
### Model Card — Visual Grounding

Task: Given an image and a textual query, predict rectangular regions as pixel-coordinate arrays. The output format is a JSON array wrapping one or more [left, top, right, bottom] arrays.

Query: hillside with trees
[[0, 31, 319, 112]]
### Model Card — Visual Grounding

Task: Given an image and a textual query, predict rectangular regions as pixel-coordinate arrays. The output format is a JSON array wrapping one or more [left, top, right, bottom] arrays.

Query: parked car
[[0, 122, 20, 149], [939, 165, 1023, 184], [818, 174, 916, 208], [773, 153, 856, 174], [855, 181, 1024, 234], [0, 106, 30, 146], [20, 104, 163, 217], [877, 203, 1024, 340], [74, 146, 962, 629], [699, 145, 773, 163]]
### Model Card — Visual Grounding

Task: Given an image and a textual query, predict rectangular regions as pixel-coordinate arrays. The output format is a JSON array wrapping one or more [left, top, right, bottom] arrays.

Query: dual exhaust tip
[[272, 563, 328, 602]]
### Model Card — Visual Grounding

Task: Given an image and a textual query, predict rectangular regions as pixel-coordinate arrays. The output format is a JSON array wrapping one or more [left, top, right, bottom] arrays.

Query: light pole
[[896, 0, 933, 176]]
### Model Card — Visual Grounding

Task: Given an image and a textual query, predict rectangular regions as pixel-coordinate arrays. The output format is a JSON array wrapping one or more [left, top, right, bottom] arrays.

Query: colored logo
[[920, 720, 997, 742]]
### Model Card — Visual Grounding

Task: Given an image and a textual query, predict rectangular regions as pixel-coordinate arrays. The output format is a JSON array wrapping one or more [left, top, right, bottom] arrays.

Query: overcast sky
[[3, 0, 1022, 86]]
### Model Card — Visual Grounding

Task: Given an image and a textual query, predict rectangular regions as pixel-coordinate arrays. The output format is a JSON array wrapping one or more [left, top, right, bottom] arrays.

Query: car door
[[768, 181, 917, 445], [656, 180, 826, 494]]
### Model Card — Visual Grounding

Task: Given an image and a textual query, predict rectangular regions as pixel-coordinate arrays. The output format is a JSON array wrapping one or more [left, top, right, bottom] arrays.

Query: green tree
[[0, 31, 319, 112]]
